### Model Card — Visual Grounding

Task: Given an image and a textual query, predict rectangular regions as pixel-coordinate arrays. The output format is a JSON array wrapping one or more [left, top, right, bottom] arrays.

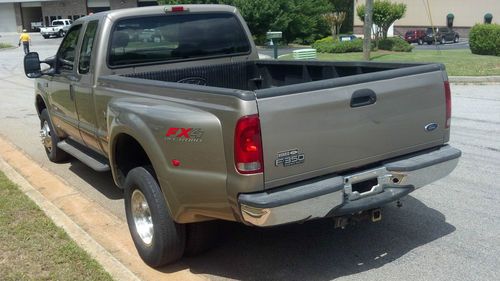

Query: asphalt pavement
[[1, 32, 499, 281]]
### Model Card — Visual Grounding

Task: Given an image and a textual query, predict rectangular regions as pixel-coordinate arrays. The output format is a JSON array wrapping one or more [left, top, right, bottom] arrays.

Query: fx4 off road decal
[[165, 127, 204, 143], [275, 149, 305, 167]]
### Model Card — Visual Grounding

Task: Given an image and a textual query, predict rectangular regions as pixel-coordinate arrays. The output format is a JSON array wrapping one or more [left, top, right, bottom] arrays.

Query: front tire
[[124, 167, 185, 267], [418, 38, 423, 45], [454, 36, 459, 43], [58, 30, 64, 37], [440, 37, 446, 44], [42, 35, 49, 39], [40, 109, 69, 162]]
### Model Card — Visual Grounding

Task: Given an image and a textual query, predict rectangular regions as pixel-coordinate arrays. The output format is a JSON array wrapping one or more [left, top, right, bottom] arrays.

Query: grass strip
[[281, 49, 500, 76], [0, 171, 113, 281]]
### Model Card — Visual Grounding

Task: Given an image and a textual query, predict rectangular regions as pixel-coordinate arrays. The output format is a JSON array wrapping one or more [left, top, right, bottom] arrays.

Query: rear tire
[[454, 36, 459, 43], [124, 167, 185, 267], [440, 37, 446, 44], [42, 35, 49, 39], [184, 221, 220, 256], [39, 109, 69, 162], [58, 30, 64, 37]]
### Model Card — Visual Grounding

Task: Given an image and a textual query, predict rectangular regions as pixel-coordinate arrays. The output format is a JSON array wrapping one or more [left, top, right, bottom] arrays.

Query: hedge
[[312, 37, 374, 53], [469, 23, 500, 56], [377, 37, 413, 52]]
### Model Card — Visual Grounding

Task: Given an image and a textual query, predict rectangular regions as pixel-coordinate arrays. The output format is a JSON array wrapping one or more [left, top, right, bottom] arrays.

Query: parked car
[[40, 19, 73, 39], [424, 27, 459, 44], [339, 34, 357, 42], [404, 29, 426, 45], [23, 5, 460, 267]]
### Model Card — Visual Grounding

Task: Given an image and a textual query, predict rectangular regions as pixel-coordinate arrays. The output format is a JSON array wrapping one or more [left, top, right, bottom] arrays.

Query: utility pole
[[363, 0, 374, 60]]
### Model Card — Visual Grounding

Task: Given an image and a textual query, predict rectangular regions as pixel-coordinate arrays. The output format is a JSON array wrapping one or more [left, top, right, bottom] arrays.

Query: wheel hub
[[131, 189, 154, 246], [40, 121, 52, 151]]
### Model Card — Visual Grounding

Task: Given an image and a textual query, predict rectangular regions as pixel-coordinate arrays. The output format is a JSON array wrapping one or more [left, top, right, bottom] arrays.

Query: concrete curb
[[0, 155, 141, 281], [449, 76, 500, 84]]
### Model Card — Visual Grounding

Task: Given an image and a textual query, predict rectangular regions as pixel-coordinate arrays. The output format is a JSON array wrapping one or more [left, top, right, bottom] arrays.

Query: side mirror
[[24, 52, 42, 78]]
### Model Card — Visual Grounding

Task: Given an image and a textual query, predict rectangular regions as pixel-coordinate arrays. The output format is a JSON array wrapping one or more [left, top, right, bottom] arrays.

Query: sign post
[[266, 31, 282, 59]]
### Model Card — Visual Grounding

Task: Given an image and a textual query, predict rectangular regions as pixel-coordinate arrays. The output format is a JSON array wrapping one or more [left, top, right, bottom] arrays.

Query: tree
[[362, 0, 373, 60], [330, 0, 354, 33], [157, 0, 332, 44], [323, 12, 347, 40], [356, 0, 406, 39]]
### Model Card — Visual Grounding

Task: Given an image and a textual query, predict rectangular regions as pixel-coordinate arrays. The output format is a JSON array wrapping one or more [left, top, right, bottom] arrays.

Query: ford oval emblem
[[177, 77, 207, 86], [425, 123, 438, 132]]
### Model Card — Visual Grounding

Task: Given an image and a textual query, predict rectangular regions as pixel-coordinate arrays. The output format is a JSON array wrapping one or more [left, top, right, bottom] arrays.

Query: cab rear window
[[108, 13, 251, 67]]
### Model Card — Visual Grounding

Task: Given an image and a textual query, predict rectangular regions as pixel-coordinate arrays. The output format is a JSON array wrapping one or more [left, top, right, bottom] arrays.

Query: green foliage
[[312, 37, 374, 53], [356, 0, 406, 38], [331, 0, 354, 33], [377, 37, 413, 52], [158, 0, 332, 44], [469, 24, 500, 56]]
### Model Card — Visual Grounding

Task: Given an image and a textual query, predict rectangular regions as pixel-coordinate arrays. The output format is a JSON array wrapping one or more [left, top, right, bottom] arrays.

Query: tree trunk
[[363, 0, 374, 60]]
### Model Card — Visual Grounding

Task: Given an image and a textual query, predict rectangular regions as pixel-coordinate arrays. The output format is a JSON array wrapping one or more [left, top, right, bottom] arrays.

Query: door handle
[[350, 89, 377, 108]]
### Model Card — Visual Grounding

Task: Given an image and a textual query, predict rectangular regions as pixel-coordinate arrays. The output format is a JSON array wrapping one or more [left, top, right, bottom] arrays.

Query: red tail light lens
[[171, 6, 185, 12], [234, 115, 264, 174], [444, 81, 451, 128]]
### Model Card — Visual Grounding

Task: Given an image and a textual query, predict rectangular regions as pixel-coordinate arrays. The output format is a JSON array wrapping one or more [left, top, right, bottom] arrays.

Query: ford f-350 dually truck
[[23, 5, 461, 267]]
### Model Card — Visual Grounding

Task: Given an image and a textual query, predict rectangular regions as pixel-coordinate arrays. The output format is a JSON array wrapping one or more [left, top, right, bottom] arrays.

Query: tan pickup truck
[[23, 5, 461, 267]]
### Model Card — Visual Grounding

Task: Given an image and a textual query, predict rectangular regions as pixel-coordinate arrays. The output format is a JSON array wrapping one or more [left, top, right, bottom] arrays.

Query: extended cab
[[24, 5, 461, 267], [40, 19, 73, 38]]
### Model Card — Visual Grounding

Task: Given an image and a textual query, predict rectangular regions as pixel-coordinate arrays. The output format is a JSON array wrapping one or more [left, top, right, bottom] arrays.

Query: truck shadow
[[166, 196, 455, 281], [67, 159, 123, 200]]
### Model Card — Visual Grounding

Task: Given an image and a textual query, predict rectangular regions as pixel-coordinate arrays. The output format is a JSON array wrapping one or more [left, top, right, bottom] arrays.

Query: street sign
[[266, 31, 282, 39]]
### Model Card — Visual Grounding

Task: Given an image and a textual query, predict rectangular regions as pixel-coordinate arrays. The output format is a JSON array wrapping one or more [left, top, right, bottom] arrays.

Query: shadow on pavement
[[68, 159, 123, 200], [165, 196, 455, 281]]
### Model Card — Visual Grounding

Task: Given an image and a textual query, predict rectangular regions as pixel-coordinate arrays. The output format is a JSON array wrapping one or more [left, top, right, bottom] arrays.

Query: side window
[[78, 21, 99, 74], [57, 25, 82, 72]]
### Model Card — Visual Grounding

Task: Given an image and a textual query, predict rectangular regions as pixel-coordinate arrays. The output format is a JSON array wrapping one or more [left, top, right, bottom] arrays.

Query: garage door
[[0, 3, 17, 32]]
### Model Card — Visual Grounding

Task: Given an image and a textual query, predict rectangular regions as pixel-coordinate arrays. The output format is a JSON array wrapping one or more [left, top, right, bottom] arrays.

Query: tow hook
[[371, 208, 382, 222]]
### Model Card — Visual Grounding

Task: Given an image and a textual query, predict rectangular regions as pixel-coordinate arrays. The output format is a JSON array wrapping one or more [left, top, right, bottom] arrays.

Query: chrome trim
[[239, 148, 460, 227], [131, 189, 154, 246]]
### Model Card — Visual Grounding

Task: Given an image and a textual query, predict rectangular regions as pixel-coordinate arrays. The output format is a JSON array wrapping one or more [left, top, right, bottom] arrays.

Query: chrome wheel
[[40, 120, 52, 152], [131, 189, 154, 246]]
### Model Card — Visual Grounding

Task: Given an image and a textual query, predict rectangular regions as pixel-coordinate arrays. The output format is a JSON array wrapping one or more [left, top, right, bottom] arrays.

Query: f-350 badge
[[275, 149, 305, 167]]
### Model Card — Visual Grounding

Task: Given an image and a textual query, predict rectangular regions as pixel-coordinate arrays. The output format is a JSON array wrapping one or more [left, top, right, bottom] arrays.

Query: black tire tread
[[184, 221, 220, 257]]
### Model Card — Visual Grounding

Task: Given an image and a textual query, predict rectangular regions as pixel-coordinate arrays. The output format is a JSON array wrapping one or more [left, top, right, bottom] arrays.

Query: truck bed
[[123, 60, 443, 94], [119, 60, 449, 188]]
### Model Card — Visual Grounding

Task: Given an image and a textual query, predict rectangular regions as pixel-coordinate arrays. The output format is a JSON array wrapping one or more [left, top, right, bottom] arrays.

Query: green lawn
[[0, 171, 113, 281], [281, 49, 500, 76]]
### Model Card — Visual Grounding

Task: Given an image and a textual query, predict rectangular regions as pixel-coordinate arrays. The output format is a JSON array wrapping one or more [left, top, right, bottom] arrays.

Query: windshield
[[109, 13, 251, 67]]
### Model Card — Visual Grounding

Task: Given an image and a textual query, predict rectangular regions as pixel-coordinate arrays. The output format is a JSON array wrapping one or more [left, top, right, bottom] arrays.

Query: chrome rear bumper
[[239, 145, 461, 227]]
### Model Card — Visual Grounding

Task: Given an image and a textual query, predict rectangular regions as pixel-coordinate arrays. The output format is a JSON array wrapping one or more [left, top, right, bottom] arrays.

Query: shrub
[[377, 37, 413, 52], [312, 37, 374, 53], [469, 23, 500, 56]]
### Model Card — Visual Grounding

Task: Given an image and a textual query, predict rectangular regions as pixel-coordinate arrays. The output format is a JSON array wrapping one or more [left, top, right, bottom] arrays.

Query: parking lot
[[1, 32, 499, 281]]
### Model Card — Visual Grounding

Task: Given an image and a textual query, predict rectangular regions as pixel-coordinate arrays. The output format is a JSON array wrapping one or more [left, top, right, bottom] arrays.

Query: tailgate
[[256, 70, 448, 188]]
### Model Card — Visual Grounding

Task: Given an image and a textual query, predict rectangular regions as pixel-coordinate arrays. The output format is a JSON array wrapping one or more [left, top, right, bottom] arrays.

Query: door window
[[79, 21, 99, 74], [57, 25, 82, 72]]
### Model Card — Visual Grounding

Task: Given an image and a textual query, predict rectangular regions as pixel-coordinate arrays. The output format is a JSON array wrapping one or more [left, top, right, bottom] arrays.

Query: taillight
[[171, 6, 186, 12], [444, 81, 451, 128], [234, 115, 264, 174]]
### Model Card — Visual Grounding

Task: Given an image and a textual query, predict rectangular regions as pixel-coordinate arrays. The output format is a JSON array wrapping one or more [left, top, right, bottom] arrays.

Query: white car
[[40, 19, 73, 39]]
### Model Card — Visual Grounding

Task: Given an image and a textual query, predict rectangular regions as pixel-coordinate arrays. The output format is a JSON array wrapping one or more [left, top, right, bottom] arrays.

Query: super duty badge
[[275, 149, 305, 167]]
